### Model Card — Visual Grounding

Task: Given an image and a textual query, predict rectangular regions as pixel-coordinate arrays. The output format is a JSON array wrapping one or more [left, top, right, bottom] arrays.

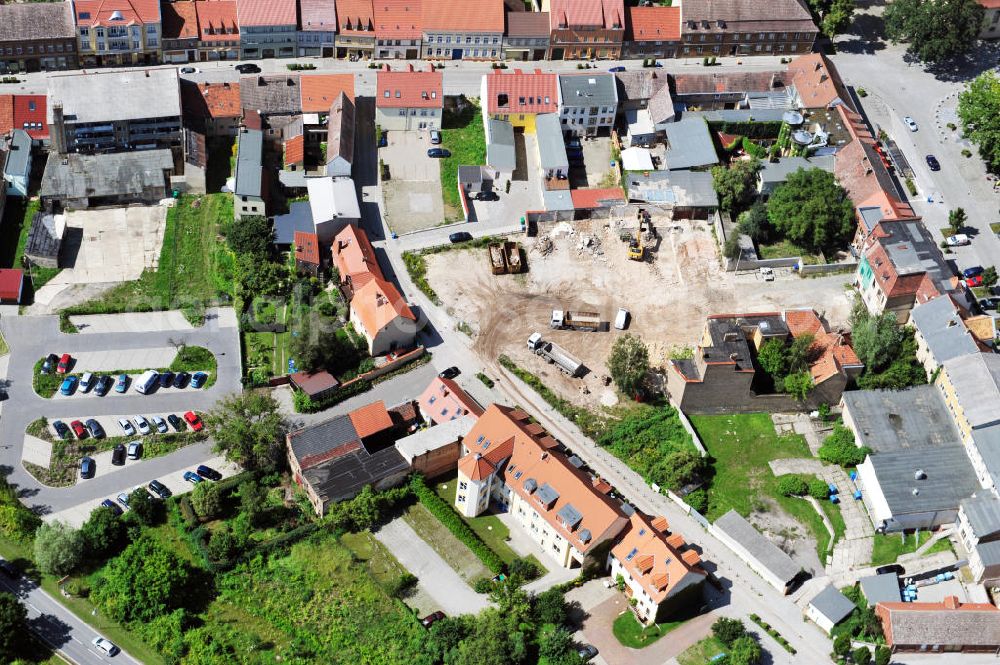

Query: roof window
[[625, 547, 639, 561]]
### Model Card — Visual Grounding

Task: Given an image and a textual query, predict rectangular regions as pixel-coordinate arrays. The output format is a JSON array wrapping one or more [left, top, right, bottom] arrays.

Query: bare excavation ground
[[425, 216, 855, 410]]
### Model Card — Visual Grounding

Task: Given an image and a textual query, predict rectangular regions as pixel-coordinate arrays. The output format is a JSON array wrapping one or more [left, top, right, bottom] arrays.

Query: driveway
[[381, 130, 445, 234], [374, 517, 490, 616]]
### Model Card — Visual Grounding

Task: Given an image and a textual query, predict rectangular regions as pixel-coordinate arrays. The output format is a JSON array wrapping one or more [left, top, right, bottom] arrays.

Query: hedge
[[409, 475, 503, 573], [749, 613, 796, 654]]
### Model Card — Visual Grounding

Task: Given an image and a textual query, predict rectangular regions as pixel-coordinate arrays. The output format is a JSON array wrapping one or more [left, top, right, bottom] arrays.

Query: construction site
[[426, 212, 856, 410]]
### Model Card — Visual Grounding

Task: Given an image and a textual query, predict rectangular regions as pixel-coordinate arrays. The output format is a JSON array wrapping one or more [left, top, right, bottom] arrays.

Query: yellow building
[[937, 353, 1000, 489], [480, 69, 559, 134]]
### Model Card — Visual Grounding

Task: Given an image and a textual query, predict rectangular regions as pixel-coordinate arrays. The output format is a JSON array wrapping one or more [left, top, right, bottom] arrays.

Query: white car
[[946, 234, 971, 247], [904, 116, 918, 132], [614, 308, 630, 330], [117, 418, 136, 436], [135, 416, 151, 435], [80, 372, 94, 393], [152, 415, 168, 433], [92, 637, 120, 656]]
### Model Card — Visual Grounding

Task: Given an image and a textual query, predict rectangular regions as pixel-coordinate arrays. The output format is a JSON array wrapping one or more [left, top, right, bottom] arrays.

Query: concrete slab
[[70, 311, 194, 334], [60, 347, 179, 374], [381, 130, 445, 232], [22, 435, 52, 468]]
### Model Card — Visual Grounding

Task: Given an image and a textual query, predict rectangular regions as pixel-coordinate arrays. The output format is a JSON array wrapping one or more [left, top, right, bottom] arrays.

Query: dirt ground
[[748, 500, 824, 575], [426, 214, 855, 409]]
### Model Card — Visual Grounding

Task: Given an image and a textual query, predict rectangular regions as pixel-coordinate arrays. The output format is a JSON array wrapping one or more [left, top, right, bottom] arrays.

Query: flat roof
[[626, 169, 718, 208], [48, 68, 181, 124], [842, 386, 961, 453], [868, 446, 979, 517], [663, 116, 718, 170], [234, 129, 264, 198], [859, 573, 901, 607], [307, 177, 360, 222], [558, 73, 618, 108], [40, 150, 172, 201], [714, 510, 801, 584], [943, 354, 1000, 429], [395, 415, 476, 463], [961, 494, 1000, 540], [536, 113, 568, 170]]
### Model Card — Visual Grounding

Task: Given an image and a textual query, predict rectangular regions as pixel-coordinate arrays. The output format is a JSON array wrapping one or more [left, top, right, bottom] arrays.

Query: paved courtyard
[[381, 130, 445, 233]]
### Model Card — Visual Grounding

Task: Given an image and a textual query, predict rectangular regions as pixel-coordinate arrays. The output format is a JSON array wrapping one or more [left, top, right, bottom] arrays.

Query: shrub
[[857, 87, 867, 97], [808, 478, 831, 500], [874, 645, 891, 665], [905, 178, 917, 196], [685, 488, 708, 513], [962, 148, 973, 158], [510, 557, 542, 581], [409, 476, 503, 573], [473, 578, 493, 594], [34, 521, 83, 576], [853, 646, 872, 665], [819, 424, 871, 467], [833, 633, 852, 657], [476, 372, 495, 388], [777, 475, 808, 497], [387, 572, 418, 598], [712, 617, 747, 646]]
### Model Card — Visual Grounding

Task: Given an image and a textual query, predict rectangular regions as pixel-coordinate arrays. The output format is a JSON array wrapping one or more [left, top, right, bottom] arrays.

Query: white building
[[374, 64, 443, 132]]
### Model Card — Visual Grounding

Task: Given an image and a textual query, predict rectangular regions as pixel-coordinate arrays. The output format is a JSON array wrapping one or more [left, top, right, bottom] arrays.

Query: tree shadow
[[917, 42, 1000, 83]]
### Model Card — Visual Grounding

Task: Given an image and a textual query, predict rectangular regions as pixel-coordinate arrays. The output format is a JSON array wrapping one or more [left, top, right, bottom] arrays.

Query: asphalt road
[[0, 309, 241, 514], [0, 559, 141, 665]]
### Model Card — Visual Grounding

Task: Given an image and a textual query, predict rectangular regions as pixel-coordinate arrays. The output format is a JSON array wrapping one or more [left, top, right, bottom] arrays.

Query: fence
[[675, 408, 707, 457]]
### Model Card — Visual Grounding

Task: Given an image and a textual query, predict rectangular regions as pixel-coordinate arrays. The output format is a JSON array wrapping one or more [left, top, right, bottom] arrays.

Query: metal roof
[[714, 510, 801, 584], [302, 445, 408, 504], [868, 446, 978, 517], [2, 129, 31, 179], [40, 150, 172, 202], [809, 585, 855, 625], [307, 176, 360, 222], [273, 201, 314, 245], [234, 129, 263, 198], [663, 116, 718, 170], [288, 413, 359, 463], [486, 119, 516, 172], [910, 296, 981, 368], [626, 169, 718, 208], [859, 573, 901, 607], [536, 482, 560, 505], [48, 68, 181, 124], [961, 494, 1000, 540], [536, 113, 568, 170], [841, 386, 961, 453], [557, 503, 583, 529], [558, 73, 618, 108]]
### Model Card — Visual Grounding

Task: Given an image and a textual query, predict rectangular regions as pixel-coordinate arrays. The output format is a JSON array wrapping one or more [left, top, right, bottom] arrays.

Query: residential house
[[335, 0, 375, 59], [1, 130, 31, 197], [374, 0, 422, 59], [786, 53, 851, 110], [806, 586, 856, 634], [39, 149, 174, 210], [455, 404, 629, 569], [47, 68, 182, 155], [307, 176, 360, 243], [503, 11, 549, 61], [284, 133, 305, 170], [233, 128, 265, 220], [294, 230, 321, 276], [958, 494, 1000, 584], [0, 2, 78, 74], [979, 0, 1000, 39], [237, 0, 297, 59], [668, 70, 786, 109], [375, 64, 443, 131], [74, 0, 162, 67], [678, 0, 817, 59], [938, 353, 1000, 490], [288, 370, 339, 401], [558, 73, 618, 137], [332, 223, 380, 291], [625, 6, 680, 59], [418, 376, 484, 425], [396, 414, 476, 479], [161, 1, 200, 63], [240, 73, 302, 123], [181, 81, 242, 136], [876, 597, 1000, 653], [195, 0, 241, 61], [3, 94, 50, 144], [0, 270, 25, 305], [298, 0, 336, 57], [481, 68, 558, 134], [420, 0, 504, 60], [910, 295, 990, 378], [548, 0, 625, 60], [614, 70, 667, 113], [326, 92, 355, 177], [607, 512, 705, 625], [662, 116, 718, 170], [713, 510, 802, 593], [300, 73, 355, 113]]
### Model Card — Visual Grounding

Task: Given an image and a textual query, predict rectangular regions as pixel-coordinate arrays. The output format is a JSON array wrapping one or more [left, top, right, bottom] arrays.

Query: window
[[459, 481, 468, 490], [458, 494, 466, 502]]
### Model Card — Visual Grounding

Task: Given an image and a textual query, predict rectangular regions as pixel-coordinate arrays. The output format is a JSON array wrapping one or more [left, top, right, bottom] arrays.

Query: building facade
[[195, 1, 241, 61], [677, 0, 818, 59], [335, 0, 376, 58], [375, 64, 443, 131], [237, 0, 297, 59], [558, 73, 618, 137], [298, 0, 336, 57], [374, 0, 422, 59], [161, 1, 200, 63], [481, 69, 558, 134], [624, 6, 680, 59], [503, 11, 549, 61], [548, 0, 625, 60], [74, 0, 162, 67], [420, 0, 504, 60], [0, 2, 78, 74]]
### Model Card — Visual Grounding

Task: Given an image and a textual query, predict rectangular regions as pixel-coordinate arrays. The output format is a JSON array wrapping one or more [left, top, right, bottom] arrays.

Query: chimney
[[944, 596, 960, 610], [51, 103, 67, 155]]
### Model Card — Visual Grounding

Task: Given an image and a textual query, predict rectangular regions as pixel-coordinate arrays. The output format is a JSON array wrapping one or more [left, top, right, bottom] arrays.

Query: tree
[[235, 254, 289, 300], [948, 208, 968, 234], [737, 200, 770, 243], [757, 339, 789, 378], [239, 479, 269, 526], [222, 215, 273, 256], [821, 0, 856, 36], [849, 302, 903, 372], [206, 391, 287, 471], [853, 646, 873, 665], [712, 617, 747, 646], [33, 521, 83, 576], [533, 588, 570, 626], [767, 168, 854, 253], [777, 475, 808, 497], [874, 645, 892, 665], [0, 591, 27, 662], [819, 424, 872, 467], [833, 633, 852, 657], [884, 0, 984, 63], [984, 266, 999, 288], [607, 334, 649, 398], [191, 482, 224, 519], [711, 158, 761, 214], [787, 334, 815, 374], [127, 487, 161, 526], [207, 527, 238, 562], [448, 609, 528, 665], [91, 535, 195, 623], [538, 626, 577, 662], [959, 71, 1000, 173], [661, 449, 709, 491], [80, 506, 128, 561], [783, 371, 814, 401], [728, 635, 762, 665]]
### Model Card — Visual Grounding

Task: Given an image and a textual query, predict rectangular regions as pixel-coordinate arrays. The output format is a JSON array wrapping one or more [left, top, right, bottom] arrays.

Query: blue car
[[100, 499, 123, 516], [59, 375, 78, 395], [114, 374, 128, 393], [191, 372, 208, 389], [80, 456, 95, 479], [183, 471, 203, 484]]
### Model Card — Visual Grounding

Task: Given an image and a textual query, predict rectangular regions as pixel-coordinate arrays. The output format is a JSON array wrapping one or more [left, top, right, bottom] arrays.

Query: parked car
[[578, 644, 599, 661], [430, 129, 441, 145], [116, 492, 130, 510], [152, 415, 168, 433], [80, 372, 94, 392], [118, 418, 136, 437], [80, 456, 95, 479], [875, 564, 905, 576], [148, 479, 172, 499], [167, 413, 184, 431], [52, 420, 71, 440], [56, 353, 72, 374], [421, 611, 446, 628], [173, 371, 190, 389], [566, 138, 582, 150], [474, 190, 499, 201], [926, 154, 941, 171], [91, 637, 120, 657], [114, 374, 129, 393], [945, 234, 970, 246], [180, 66, 197, 74], [94, 374, 112, 396], [70, 420, 87, 439], [127, 441, 142, 460], [438, 366, 460, 380], [967, 274, 984, 288], [235, 63, 261, 74], [135, 416, 152, 435], [191, 372, 208, 388], [111, 444, 126, 466], [449, 231, 472, 243], [608, 66, 625, 72], [59, 376, 78, 395], [100, 498, 123, 516], [184, 411, 204, 431], [85, 419, 105, 439], [183, 470, 204, 484], [614, 307, 630, 330], [41, 353, 58, 374], [0, 561, 19, 579], [427, 148, 450, 158], [197, 464, 222, 481], [981, 297, 1000, 310], [158, 371, 174, 388], [904, 116, 918, 131], [963, 266, 984, 279]]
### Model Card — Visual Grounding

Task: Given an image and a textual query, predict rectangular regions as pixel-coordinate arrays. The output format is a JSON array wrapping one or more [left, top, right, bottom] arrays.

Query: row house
[[503, 11, 549, 62], [375, 64, 443, 131], [334, 0, 375, 59], [196, 1, 241, 61], [678, 0, 817, 59], [0, 2, 78, 74], [421, 0, 504, 60], [161, 1, 200, 63], [481, 68, 558, 134], [558, 73, 617, 138], [181, 80, 241, 136], [548, 0, 625, 61], [237, 0, 297, 59], [298, 0, 336, 57], [75, 0, 162, 67], [374, 0, 422, 60], [0, 94, 50, 145], [624, 6, 680, 59]]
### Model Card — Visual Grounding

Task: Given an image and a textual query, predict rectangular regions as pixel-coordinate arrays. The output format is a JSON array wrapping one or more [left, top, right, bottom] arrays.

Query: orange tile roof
[[202, 82, 240, 118], [337, 0, 374, 34], [783, 308, 862, 384], [75, 0, 160, 26], [352, 274, 416, 338], [196, 0, 239, 42], [300, 73, 356, 112], [418, 376, 485, 424], [284, 134, 304, 166], [162, 1, 199, 40], [348, 400, 394, 439], [376, 65, 443, 109], [650, 516, 669, 532], [485, 69, 558, 115], [458, 436, 514, 481], [611, 512, 705, 604], [784, 308, 825, 338], [294, 231, 320, 265], [551, 0, 624, 30], [571, 188, 626, 210], [332, 225, 383, 285], [374, 0, 422, 41], [627, 6, 680, 42], [0, 96, 14, 136], [785, 53, 852, 111], [421, 0, 503, 33]]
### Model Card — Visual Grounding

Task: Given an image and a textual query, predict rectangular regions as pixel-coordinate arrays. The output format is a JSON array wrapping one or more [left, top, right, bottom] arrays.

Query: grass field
[[439, 103, 486, 220], [757, 238, 823, 265], [677, 636, 728, 665], [341, 530, 412, 591], [402, 502, 491, 582], [871, 531, 953, 566], [612, 611, 686, 649]]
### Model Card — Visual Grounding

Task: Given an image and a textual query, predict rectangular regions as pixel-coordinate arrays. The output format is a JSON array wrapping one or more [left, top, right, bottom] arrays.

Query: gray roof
[[809, 585, 855, 625], [486, 119, 516, 172], [458, 165, 491, 185], [302, 445, 409, 504], [759, 156, 835, 185], [648, 84, 675, 126], [943, 354, 1000, 429], [859, 573, 901, 607], [288, 413, 359, 463], [0, 2, 75, 42], [910, 296, 981, 368], [663, 117, 718, 170], [48, 69, 181, 125], [240, 74, 302, 115], [24, 211, 62, 261], [875, 220, 955, 299], [536, 113, 568, 170], [961, 494, 1000, 540], [326, 93, 355, 166], [881, 603, 1000, 647], [234, 129, 264, 198], [684, 109, 791, 123], [395, 415, 476, 464], [841, 386, 961, 453], [977, 540, 1000, 567], [714, 510, 801, 584], [274, 201, 314, 245], [2, 130, 31, 179], [536, 482, 560, 505], [615, 71, 666, 104], [973, 425, 1000, 492], [543, 189, 574, 212], [868, 446, 979, 517], [626, 169, 718, 208], [559, 73, 618, 108], [40, 150, 173, 201]]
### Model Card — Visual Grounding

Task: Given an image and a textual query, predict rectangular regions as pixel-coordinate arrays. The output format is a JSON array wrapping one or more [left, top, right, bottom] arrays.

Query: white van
[[614, 308, 630, 330], [134, 370, 159, 395]]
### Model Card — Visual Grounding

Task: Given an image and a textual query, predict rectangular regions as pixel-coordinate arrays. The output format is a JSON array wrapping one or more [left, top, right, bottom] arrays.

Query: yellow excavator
[[627, 208, 652, 261]]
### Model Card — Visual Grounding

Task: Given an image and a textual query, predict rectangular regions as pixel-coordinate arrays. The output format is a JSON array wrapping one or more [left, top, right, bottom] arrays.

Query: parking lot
[[467, 132, 544, 227], [569, 135, 615, 189], [380, 130, 446, 233]]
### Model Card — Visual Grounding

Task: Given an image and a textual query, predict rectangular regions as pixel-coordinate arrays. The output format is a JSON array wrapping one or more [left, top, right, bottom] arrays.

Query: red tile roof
[[0, 270, 23, 303], [332, 225, 382, 286], [284, 135, 305, 166], [506, 11, 550, 38], [484, 69, 558, 115], [979, 0, 1000, 9], [12, 95, 47, 140], [376, 65, 443, 109], [188, 81, 241, 119], [570, 188, 626, 209], [352, 275, 416, 339], [611, 512, 705, 604], [784, 309, 862, 384], [786, 53, 852, 111], [349, 400, 394, 439], [374, 0, 422, 40], [627, 6, 680, 42], [196, 0, 240, 41], [336, 0, 374, 34], [74, 0, 160, 26], [421, 0, 504, 33], [299, 0, 338, 31], [294, 231, 320, 265], [418, 377, 484, 424], [162, 1, 199, 40], [551, 0, 624, 30], [289, 369, 339, 396], [0, 96, 13, 137], [236, 0, 296, 27], [300, 73, 355, 112]]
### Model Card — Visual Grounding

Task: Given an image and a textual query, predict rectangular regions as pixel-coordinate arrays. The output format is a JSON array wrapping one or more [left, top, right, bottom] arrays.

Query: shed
[[486, 118, 516, 178], [712, 510, 802, 594], [859, 573, 901, 607], [625, 108, 656, 147], [663, 117, 718, 170], [289, 370, 340, 401], [0, 269, 24, 304], [536, 113, 568, 176], [621, 146, 654, 172], [24, 211, 64, 269], [806, 585, 856, 634]]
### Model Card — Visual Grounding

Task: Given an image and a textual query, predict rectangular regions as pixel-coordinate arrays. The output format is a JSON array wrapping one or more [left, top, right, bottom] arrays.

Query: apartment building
[[678, 0, 817, 59], [237, 0, 297, 59], [958, 494, 1000, 584], [548, 0, 625, 60], [0, 2, 78, 74], [298, 0, 336, 57], [624, 6, 680, 59], [420, 0, 504, 60], [335, 0, 376, 59], [74, 0, 162, 67], [558, 73, 618, 137], [195, 1, 240, 61], [374, 0, 422, 59], [504, 11, 549, 61], [375, 64, 443, 131], [481, 68, 558, 134]]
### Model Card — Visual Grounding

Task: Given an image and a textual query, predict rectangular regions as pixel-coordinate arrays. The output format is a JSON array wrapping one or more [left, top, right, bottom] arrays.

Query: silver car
[[92, 637, 120, 656], [117, 418, 136, 436], [135, 415, 151, 435]]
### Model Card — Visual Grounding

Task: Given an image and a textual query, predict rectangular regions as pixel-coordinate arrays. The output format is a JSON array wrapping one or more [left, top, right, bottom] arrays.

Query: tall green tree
[[959, 71, 1000, 173], [884, 0, 984, 62], [711, 157, 761, 215], [222, 215, 273, 256], [80, 506, 128, 561], [607, 333, 650, 397], [33, 521, 83, 576], [737, 200, 770, 243], [729, 635, 763, 665], [91, 535, 195, 623], [767, 168, 854, 253], [127, 487, 161, 526], [205, 391, 287, 471], [191, 482, 224, 519], [948, 208, 968, 234], [849, 302, 903, 372], [712, 617, 747, 646], [0, 591, 27, 662], [757, 339, 789, 378], [821, 0, 856, 36]]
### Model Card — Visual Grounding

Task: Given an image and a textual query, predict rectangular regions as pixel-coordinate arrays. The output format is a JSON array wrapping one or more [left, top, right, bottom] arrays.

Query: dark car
[[191, 372, 209, 388], [875, 563, 905, 577], [963, 266, 985, 279], [438, 366, 460, 380], [926, 154, 941, 171], [578, 644, 599, 661], [100, 499, 123, 516], [148, 479, 172, 499], [173, 371, 190, 389], [41, 353, 58, 374], [474, 190, 499, 201], [180, 66, 196, 74], [981, 297, 1000, 310], [111, 444, 127, 466], [80, 456, 95, 479], [52, 420, 71, 440], [566, 138, 582, 150], [167, 413, 184, 431], [94, 374, 112, 396], [421, 611, 446, 628], [183, 471, 204, 484], [608, 66, 625, 72], [159, 371, 175, 388], [235, 63, 261, 74], [0, 561, 19, 579], [85, 418, 105, 439], [427, 148, 450, 158], [197, 464, 222, 481], [449, 231, 473, 243]]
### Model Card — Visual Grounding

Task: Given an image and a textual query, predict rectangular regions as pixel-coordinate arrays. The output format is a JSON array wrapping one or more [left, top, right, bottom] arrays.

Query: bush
[[34, 521, 83, 576], [777, 475, 808, 497], [191, 482, 224, 519], [808, 478, 831, 500], [875, 645, 891, 665], [712, 617, 747, 646], [387, 572, 418, 598], [853, 646, 872, 665], [833, 633, 852, 657], [476, 372, 495, 388], [819, 424, 871, 467], [510, 557, 542, 582], [473, 577, 493, 594], [685, 488, 708, 513], [409, 476, 503, 573]]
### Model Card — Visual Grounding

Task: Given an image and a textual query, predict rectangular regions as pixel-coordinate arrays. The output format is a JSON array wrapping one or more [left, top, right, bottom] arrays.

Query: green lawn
[[341, 530, 412, 591], [677, 636, 728, 665], [439, 102, 486, 220], [871, 531, 953, 566], [612, 611, 686, 649], [757, 238, 823, 265], [402, 503, 491, 582]]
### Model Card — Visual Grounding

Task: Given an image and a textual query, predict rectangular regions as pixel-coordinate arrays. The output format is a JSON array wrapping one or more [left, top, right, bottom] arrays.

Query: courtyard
[[380, 129, 446, 233]]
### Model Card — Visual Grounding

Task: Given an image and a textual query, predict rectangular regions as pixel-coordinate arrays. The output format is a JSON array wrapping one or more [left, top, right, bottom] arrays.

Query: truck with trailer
[[527, 333, 584, 377], [550, 309, 601, 332]]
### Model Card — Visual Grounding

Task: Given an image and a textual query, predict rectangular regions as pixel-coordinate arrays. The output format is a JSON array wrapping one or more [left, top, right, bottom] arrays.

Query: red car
[[56, 353, 72, 374], [70, 420, 87, 439], [184, 411, 204, 431], [966, 275, 984, 288]]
